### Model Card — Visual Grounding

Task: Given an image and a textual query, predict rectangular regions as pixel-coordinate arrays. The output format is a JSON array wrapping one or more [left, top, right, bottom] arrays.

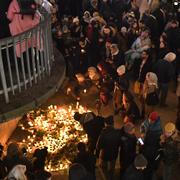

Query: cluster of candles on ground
[[19, 103, 88, 172]]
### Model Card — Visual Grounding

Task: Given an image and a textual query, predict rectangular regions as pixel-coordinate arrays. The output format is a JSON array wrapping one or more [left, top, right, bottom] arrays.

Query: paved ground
[[42, 79, 178, 180], [10, 77, 178, 180]]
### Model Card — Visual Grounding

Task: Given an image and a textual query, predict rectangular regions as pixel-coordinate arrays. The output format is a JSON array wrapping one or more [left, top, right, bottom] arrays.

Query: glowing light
[[19, 104, 89, 171]]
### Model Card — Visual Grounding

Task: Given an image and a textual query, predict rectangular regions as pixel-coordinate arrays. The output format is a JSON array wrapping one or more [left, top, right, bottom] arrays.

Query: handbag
[[134, 81, 141, 94], [145, 91, 159, 105]]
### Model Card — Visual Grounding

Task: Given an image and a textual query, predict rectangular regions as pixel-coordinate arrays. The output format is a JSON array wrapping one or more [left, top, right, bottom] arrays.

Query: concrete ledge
[[0, 48, 66, 122]]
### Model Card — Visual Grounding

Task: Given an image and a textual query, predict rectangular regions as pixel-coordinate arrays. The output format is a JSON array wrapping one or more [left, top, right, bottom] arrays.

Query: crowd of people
[[1, 0, 180, 180]]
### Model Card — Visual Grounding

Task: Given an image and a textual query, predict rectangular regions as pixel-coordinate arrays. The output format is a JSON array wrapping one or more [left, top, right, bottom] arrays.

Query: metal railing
[[0, 9, 54, 104]]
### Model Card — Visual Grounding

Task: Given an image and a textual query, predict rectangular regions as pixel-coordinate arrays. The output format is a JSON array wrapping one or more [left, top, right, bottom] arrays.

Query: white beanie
[[73, 17, 79, 23], [8, 165, 27, 180], [146, 72, 158, 88], [75, 73, 85, 83], [164, 52, 176, 62], [117, 65, 126, 76]]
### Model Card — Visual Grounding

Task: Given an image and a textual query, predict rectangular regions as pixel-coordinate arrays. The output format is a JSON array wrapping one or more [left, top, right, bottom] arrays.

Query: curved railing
[[0, 9, 54, 104]]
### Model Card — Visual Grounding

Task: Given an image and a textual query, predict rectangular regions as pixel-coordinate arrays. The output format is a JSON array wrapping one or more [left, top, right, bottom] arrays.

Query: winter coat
[[161, 136, 179, 165], [124, 101, 140, 123], [79, 112, 105, 141], [7, 0, 40, 57], [74, 151, 96, 175], [153, 59, 174, 84], [96, 126, 121, 161], [136, 59, 152, 83], [116, 74, 129, 91], [141, 118, 162, 161], [111, 51, 125, 70], [119, 129, 137, 169]]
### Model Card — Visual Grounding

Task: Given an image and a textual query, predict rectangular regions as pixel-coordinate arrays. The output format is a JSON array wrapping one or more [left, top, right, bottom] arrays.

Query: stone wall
[[0, 117, 21, 145]]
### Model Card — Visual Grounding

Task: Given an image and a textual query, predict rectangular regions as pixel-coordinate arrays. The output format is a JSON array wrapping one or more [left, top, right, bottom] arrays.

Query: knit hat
[[149, 111, 158, 122], [88, 67, 100, 81], [165, 122, 175, 134], [124, 122, 135, 133], [164, 52, 176, 62], [134, 154, 148, 168], [73, 17, 79, 23], [8, 165, 27, 180], [117, 65, 126, 76], [146, 72, 158, 88], [75, 73, 85, 83]]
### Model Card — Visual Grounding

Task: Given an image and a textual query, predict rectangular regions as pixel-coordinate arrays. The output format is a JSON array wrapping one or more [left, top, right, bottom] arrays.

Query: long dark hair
[[17, 0, 37, 19]]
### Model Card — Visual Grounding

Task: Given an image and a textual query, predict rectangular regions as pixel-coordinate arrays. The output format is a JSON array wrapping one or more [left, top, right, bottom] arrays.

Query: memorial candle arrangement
[[19, 103, 88, 172]]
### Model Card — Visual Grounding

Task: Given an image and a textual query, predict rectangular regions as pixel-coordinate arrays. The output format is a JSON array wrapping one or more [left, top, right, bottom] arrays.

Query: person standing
[[74, 111, 104, 153], [96, 116, 121, 180], [122, 154, 148, 180], [140, 111, 162, 180], [142, 72, 159, 115], [119, 122, 137, 178], [154, 52, 176, 106], [160, 122, 178, 180]]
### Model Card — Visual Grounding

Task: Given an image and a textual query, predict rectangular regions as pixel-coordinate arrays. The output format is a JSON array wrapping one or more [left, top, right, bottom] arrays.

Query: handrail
[[0, 8, 54, 104]]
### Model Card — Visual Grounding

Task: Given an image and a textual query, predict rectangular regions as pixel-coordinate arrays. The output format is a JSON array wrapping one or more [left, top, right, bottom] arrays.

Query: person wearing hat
[[153, 52, 176, 107], [74, 111, 104, 153], [113, 65, 129, 114], [96, 116, 121, 180], [121, 91, 140, 124], [160, 122, 179, 180], [122, 154, 148, 180], [142, 72, 159, 115], [106, 44, 125, 72], [140, 111, 162, 180], [87, 66, 101, 86], [119, 122, 137, 178]]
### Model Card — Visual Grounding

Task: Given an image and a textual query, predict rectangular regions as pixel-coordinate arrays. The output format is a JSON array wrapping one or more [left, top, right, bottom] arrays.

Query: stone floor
[[10, 78, 179, 180]]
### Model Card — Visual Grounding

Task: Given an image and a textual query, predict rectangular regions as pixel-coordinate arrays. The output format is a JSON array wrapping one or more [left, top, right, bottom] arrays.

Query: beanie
[[134, 154, 148, 168], [165, 122, 175, 134], [117, 65, 126, 76], [164, 52, 176, 62], [149, 111, 158, 122]]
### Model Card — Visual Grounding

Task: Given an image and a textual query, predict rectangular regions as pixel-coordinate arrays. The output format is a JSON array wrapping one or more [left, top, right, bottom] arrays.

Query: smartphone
[[138, 138, 144, 145]]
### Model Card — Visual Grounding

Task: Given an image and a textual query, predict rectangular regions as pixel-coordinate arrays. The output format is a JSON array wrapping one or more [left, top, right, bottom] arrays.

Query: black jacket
[[162, 137, 179, 165], [153, 59, 174, 84], [74, 151, 96, 175], [119, 129, 137, 169], [96, 126, 121, 161], [134, 59, 152, 83], [112, 51, 125, 70], [80, 112, 105, 142], [124, 101, 140, 123], [116, 74, 129, 91]]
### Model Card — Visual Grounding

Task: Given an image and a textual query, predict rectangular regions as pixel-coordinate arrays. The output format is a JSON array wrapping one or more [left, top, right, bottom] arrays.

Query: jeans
[[158, 83, 169, 105]]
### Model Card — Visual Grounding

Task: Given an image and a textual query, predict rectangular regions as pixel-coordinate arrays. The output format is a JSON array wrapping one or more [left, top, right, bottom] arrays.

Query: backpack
[[17, 0, 37, 19]]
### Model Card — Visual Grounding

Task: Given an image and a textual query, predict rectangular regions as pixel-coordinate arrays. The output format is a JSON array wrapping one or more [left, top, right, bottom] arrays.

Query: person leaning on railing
[[7, 0, 41, 57]]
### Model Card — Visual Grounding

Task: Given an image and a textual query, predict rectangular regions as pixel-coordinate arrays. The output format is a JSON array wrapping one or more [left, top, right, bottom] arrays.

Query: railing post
[[0, 46, 9, 103]]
